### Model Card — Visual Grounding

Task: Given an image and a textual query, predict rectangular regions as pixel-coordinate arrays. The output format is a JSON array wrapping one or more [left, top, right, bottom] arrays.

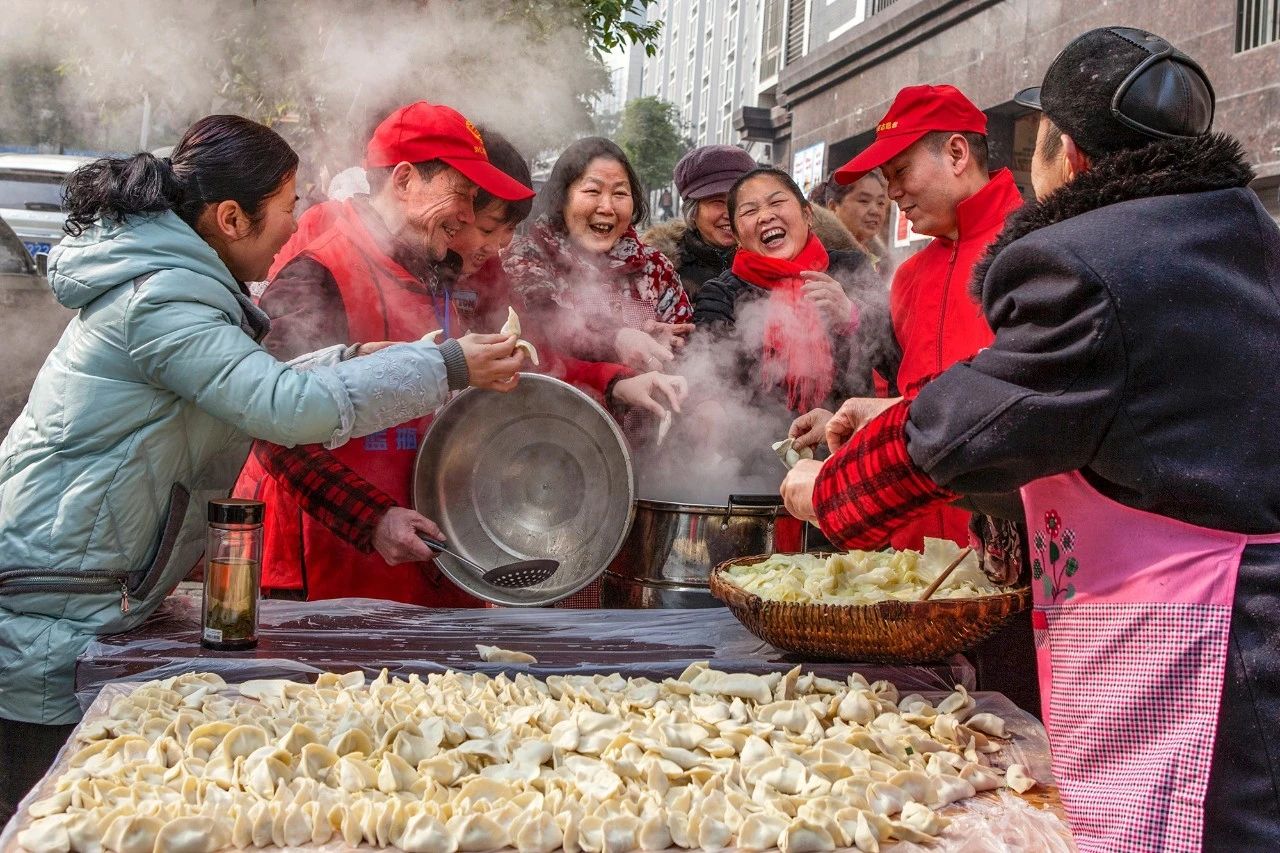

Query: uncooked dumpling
[[399, 812, 457, 853], [477, 644, 538, 664], [216, 725, 267, 760], [101, 814, 164, 853], [655, 409, 674, 446], [1005, 763, 1037, 793], [738, 812, 788, 851], [512, 810, 562, 853], [153, 816, 225, 853], [779, 818, 836, 853], [772, 437, 815, 469], [17, 814, 71, 853], [966, 712, 1008, 738], [450, 812, 509, 851], [328, 727, 374, 757], [501, 306, 540, 365]]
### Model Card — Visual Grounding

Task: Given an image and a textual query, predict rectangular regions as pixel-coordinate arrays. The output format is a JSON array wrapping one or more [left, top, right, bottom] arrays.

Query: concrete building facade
[[639, 0, 768, 158], [769, 0, 1280, 255], [625, 0, 918, 200]]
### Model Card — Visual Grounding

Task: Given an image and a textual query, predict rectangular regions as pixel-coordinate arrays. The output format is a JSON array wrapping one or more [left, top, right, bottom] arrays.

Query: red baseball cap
[[834, 84, 988, 184], [365, 102, 534, 201]]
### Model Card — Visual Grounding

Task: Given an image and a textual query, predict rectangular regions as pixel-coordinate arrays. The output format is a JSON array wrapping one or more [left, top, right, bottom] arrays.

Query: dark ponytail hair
[[63, 115, 298, 237]]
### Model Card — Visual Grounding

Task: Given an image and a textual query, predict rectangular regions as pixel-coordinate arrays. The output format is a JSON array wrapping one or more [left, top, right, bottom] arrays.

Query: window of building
[[828, 0, 867, 41], [869, 0, 897, 13], [760, 0, 784, 82], [1237, 0, 1280, 51], [783, 0, 810, 67]]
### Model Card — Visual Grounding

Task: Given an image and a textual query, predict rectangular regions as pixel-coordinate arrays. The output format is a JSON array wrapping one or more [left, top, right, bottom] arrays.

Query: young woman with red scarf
[[693, 168, 897, 419]]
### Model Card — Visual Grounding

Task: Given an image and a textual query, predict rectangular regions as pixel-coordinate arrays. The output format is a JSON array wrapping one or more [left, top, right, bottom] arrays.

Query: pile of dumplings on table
[[16, 664, 1038, 853]]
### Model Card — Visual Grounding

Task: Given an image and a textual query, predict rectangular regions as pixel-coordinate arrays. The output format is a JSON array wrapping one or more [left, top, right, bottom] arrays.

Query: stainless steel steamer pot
[[602, 494, 792, 608]]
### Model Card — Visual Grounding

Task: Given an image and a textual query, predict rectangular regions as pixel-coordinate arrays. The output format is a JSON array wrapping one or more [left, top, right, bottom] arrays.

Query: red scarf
[[730, 232, 835, 413]]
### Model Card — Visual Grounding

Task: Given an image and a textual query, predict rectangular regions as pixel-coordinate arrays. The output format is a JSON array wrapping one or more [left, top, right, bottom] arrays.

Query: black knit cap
[[1015, 26, 1215, 156]]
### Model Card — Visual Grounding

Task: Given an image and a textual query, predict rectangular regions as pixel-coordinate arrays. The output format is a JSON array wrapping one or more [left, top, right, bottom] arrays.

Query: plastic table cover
[[75, 597, 976, 713]]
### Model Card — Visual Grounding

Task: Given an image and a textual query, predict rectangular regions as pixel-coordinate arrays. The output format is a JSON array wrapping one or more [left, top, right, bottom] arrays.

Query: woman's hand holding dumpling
[[789, 408, 834, 451], [458, 333, 525, 392], [611, 372, 688, 417]]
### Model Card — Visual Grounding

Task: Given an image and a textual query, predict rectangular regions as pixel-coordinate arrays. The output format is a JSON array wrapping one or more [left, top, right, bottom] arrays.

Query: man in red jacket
[[234, 102, 535, 606], [789, 84, 1023, 552], [785, 85, 1037, 714]]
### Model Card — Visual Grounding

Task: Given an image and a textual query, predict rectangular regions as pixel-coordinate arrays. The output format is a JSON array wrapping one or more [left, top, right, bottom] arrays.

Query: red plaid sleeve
[[252, 442, 396, 553], [813, 400, 956, 550]]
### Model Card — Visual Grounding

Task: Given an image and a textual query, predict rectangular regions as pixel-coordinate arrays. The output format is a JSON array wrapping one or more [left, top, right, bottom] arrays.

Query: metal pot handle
[[723, 493, 784, 529]]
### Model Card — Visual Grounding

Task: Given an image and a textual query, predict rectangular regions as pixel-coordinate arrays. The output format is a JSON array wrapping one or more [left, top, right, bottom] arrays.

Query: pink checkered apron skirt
[[1021, 471, 1280, 852]]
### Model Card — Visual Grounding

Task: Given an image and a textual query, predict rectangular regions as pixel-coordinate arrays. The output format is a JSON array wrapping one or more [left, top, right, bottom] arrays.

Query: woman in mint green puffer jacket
[[0, 115, 523, 818]]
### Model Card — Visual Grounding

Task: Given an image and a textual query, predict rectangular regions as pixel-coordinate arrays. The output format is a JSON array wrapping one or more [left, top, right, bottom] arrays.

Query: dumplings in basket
[[724, 538, 1009, 604]]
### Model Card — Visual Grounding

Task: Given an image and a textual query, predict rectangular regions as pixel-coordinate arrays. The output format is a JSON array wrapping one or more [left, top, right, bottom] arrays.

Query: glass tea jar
[[202, 498, 264, 650]]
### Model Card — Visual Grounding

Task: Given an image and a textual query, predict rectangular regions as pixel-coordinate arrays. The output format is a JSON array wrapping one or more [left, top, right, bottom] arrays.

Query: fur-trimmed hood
[[641, 218, 690, 268], [971, 133, 1255, 299], [642, 204, 861, 265], [811, 205, 860, 252]]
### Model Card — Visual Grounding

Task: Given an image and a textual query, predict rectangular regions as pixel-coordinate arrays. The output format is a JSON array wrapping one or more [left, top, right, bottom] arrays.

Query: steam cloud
[[0, 0, 608, 171], [0, 1, 893, 507], [634, 274, 889, 507]]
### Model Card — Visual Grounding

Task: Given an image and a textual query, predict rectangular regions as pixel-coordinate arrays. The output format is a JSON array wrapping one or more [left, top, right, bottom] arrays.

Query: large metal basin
[[602, 495, 787, 608], [414, 374, 634, 606]]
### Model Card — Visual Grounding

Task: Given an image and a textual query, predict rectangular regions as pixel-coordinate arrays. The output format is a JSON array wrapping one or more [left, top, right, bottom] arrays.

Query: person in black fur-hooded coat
[[788, 27, 1280, 851]]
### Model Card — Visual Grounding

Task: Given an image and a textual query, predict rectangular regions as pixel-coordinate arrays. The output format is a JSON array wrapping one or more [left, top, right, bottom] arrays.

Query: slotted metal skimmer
[[420, 535, 559, 589]]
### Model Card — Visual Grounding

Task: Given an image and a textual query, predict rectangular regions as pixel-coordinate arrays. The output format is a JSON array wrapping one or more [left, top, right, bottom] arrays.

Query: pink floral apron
[[1022, 470, 1280, 852]]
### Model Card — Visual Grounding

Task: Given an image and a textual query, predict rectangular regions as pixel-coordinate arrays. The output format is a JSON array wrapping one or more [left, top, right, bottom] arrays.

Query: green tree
[[511, 0, 662, 58], [580, 0, 663, 57], [615, 97, 689, 193], [592, 109, 622, 139]]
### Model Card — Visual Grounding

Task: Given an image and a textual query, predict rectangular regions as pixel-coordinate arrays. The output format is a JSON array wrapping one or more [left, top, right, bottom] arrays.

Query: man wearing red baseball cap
[[786, 84, 1035, 715], [235, 102, 535, 607], [790, 83, 1024, 554]]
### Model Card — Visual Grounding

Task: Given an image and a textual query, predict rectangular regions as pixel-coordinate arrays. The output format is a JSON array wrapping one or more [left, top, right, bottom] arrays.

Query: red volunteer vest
[[236, 200, 482, 606]]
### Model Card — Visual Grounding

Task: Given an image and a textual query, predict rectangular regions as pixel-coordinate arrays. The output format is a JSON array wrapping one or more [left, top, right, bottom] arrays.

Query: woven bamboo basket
[[710, 553, 1031, 663]]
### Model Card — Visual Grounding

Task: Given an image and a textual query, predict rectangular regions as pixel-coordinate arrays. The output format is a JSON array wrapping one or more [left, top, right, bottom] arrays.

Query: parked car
[[0, 216, 73, 433], [0, 153, 94, 259]]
